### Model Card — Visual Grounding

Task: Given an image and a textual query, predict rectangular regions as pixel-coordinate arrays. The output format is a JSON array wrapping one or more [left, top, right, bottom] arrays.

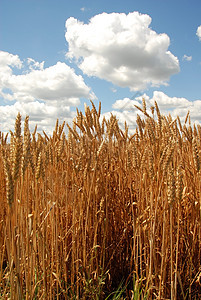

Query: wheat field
[[0, 101, 200, 299]]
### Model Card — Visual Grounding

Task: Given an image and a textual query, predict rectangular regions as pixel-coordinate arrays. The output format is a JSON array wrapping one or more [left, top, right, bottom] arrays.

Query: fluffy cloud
[[110, 91, 201, 130], [0, 52, 22, 99], [196, 25, 201, 41], [149, 92, 201, 124], [0, 101, 76, 135], [149, 91, 190, 110], [112, 97, 141, 110], [65, 11, 180, 91], [27, 58, 44, 71], [0, 51, 22, 74], [7, 62, 94, 103], [0, 51, 95, 134], [0, 51, 95, 104]]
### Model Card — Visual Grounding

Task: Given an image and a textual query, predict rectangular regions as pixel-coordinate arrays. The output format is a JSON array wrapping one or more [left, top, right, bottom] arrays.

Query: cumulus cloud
[[27, 58, 45, 71], [0, 52, 95, 104], [0, 101, 76, 135], [149, 91, 190, 110], [0, 51, 95, 134], [182, 54, 192, 61], [112, 97, 141, 110], [0, 51, 22, 98], [7, 62, 94, 103], [196, 25, 201, 41], [110, 91, 201, 130], [65, 11, 180, 91], [0, 51, 22, 74]]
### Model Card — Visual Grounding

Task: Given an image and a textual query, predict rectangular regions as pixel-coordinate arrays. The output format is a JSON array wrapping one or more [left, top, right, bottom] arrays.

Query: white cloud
[[112, 97, 141, 110], [0, 51, 22, 95], [9, 62, 94, 103], [1, 60, 94, 104], [27, 58, 45, 70], [65, 11, 180, 91], [0, 51, 22, 74], [182, 54, 192, 61], [0, 51, 96, 134], [0, 101, 76, 135], [149, 91, 190, 109], [196, 25, 201, 41], [109, 91, 201, 130]]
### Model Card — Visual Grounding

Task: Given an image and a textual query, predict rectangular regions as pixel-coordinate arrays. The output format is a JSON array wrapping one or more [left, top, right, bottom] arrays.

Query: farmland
[[0, 101, 201, 299]]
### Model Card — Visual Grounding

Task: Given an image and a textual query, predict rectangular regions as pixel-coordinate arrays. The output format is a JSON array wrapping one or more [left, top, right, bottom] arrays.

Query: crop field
[[0, 100, 201, 299]]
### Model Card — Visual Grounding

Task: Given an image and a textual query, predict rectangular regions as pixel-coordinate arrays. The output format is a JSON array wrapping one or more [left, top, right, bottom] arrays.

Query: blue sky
[[1, 0, 201, 133]]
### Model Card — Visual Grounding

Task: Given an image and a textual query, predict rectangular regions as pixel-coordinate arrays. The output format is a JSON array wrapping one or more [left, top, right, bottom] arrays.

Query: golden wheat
[[0, 101, 200, 299]]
